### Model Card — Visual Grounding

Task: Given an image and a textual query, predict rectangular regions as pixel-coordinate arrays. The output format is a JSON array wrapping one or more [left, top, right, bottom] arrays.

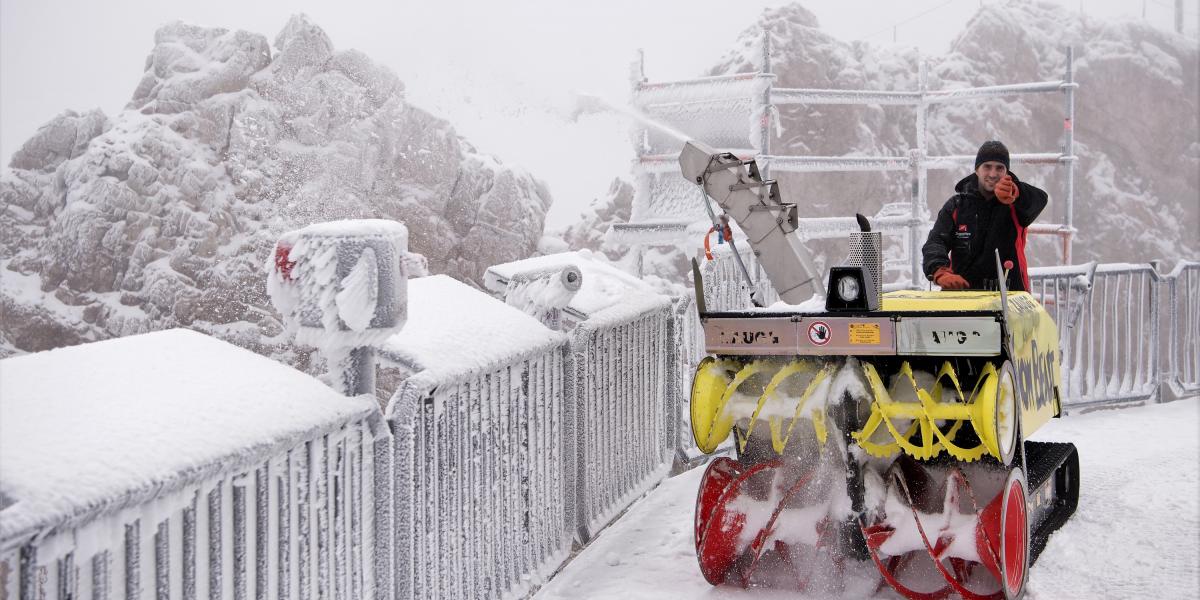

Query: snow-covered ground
[[534, 398, 1200, 600]]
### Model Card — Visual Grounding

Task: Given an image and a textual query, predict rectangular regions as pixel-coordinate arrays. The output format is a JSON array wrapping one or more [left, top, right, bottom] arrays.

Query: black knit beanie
[[975, 140, 1010, 170]]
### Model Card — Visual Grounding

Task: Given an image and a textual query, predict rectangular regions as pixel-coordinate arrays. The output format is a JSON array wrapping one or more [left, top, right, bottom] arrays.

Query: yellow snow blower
[[681, 141, 1079, 600]]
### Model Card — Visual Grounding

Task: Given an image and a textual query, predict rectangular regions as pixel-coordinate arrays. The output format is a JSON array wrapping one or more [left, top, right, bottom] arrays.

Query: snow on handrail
[[924, 80, 1070, 102], [4, 418, 389, 600], [769, 81, 1068, 107], [1027, 223, 1074, 235], [795, 215, 920, 239], [771, 88, 922, 106], [637, 150, 758, 174], [922, 153, 1073, 170], [635, 72, 759, 91], [765, 155, 912, 173]]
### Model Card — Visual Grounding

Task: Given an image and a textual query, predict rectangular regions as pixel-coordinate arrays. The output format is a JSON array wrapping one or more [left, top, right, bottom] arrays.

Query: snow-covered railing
[[0, 331, 392, 600], [1029, 263, 1162, 411], [568, 296, 676, 541], [386, 351, 570, 600], [2, 421, 389, 600], [699, 245, 781, 312], [1164, 261, 1200, 397], [381, 276, 572, 600], [769, 80, 1071, 106], [671, 295, 706, 454]]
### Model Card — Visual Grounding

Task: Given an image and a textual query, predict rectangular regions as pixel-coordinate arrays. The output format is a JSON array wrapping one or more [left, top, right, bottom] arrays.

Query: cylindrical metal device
[[267, 219, 409, 396]]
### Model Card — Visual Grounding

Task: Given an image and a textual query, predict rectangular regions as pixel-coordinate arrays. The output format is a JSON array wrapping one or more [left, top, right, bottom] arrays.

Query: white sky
[[2, 0, 1194, 227]]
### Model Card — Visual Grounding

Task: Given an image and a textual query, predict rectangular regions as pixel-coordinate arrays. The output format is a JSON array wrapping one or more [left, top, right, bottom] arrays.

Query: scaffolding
[[612, 31, 1078, 287]]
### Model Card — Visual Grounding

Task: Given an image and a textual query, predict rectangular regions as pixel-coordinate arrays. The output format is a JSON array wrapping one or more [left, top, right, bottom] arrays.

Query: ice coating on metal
[[267, 220, 408, 350], [632, 75, 766, 156], [0, 328, 384, 585]]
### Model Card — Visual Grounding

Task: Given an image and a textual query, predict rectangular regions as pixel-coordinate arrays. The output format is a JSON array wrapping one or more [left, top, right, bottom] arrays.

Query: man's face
[[976, 161, 1007, 193]]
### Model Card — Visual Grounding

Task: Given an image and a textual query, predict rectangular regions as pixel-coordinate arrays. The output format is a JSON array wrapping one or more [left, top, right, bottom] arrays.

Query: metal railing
[[699, 245, 781, 312], [568, 297, 677, 541], [381, 274, 682, 598], [671, 295, 705, 453], [1164, 261, 1200, 398], [386, 346, 572, 600], [1029, 263, 1161, 411], [3, 416, 391, 600]]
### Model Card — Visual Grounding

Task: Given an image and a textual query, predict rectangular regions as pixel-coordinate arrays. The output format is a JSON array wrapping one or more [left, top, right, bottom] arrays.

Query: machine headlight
[[825, 266, 879, 311], [837, 275, 860, 302]]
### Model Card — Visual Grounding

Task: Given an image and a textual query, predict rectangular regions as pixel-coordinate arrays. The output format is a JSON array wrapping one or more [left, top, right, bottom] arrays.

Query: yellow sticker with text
[[849, 323, 881, 345]]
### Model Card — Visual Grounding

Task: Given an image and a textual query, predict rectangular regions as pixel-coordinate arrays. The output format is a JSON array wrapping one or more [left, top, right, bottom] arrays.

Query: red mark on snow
[[275, 244, 296, 280]]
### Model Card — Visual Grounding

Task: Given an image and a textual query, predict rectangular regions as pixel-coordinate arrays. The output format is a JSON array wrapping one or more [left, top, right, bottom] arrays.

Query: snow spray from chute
[[267, 219, 409, 396], [569, 92, 691, 144]]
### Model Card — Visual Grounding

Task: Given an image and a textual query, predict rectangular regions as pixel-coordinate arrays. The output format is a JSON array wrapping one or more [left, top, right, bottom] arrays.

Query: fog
[[2, 0, 1192, 226]]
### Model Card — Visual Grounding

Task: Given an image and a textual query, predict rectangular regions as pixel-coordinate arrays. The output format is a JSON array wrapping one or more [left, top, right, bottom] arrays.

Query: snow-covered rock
[[706, 1, 1198, 269], [561, 178, 634, 263], [0, 15, 552, 361]]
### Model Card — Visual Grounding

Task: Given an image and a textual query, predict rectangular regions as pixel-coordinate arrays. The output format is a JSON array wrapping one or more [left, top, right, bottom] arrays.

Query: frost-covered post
[[267, 219, 409, 397]]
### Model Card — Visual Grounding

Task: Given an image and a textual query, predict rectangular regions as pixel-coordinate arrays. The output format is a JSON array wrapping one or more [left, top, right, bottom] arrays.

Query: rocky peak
[[0, 16, 553, 362]]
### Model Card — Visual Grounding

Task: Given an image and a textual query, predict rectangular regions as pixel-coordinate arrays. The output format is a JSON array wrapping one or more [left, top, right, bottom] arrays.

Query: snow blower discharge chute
[[681, 141, 1079, 600]]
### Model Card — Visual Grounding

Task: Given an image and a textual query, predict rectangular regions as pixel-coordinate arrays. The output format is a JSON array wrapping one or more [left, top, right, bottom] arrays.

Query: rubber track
[[1024, 440, 1080, 566]]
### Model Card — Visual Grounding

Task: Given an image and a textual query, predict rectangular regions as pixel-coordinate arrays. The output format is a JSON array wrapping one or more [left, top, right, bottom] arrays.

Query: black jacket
[[922, 172, 1048, 292]]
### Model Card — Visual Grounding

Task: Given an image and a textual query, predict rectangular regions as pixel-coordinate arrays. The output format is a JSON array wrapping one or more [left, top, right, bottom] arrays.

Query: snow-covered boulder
[[0, 15, 552, 362], [561, 178, 634, 262]]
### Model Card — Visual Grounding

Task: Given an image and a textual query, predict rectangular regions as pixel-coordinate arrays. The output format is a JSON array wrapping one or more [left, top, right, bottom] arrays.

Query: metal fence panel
[[3, 418, 388, 600], [671, 296, 705, 453], [387, 345, 572, 600], [1030, 263, 1161, 411], [1164, 261, 1200, 397], [568, 299, 676, 541], [699, 246, 781, 312]]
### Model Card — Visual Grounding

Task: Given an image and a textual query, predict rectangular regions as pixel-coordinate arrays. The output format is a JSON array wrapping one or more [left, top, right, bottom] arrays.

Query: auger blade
[[691, 358, 837, 457], [854, 361, 999, 463], [860, 459, 1032, 600], [694, 457, 832, 589]]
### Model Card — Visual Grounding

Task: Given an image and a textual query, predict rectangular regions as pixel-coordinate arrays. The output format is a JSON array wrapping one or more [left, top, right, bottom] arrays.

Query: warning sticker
[[807, 321, 831, 346], [849, 322, 881, 345]]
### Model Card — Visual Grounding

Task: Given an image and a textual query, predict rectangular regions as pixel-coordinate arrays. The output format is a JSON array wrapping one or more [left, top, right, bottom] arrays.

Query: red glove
[[995, 175, 1019, 205], [934, 266, 970, 290]]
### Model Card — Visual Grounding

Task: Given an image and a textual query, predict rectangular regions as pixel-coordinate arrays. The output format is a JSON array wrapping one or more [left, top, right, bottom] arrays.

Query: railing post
[[1063, 46, 1076, 265], [910, 59, 929, 289], [757, 27, 774, 178]]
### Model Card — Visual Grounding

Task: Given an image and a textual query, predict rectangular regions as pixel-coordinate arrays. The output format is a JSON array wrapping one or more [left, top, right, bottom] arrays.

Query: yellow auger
[[853, 361, 1010, 462], [690, 358, 834, 454]]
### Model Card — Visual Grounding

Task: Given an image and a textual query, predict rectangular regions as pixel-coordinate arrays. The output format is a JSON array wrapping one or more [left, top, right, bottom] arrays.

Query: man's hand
[[995, 175, 1019, 205], [934, 266, 970, 290]]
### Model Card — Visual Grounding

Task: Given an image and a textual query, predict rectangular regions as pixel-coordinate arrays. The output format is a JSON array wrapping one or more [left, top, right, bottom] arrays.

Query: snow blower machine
[[681, 141, 1079, 599]]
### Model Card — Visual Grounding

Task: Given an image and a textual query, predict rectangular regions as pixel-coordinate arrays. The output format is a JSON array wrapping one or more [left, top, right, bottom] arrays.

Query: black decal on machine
[[1014, 339, 1056, 413]]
